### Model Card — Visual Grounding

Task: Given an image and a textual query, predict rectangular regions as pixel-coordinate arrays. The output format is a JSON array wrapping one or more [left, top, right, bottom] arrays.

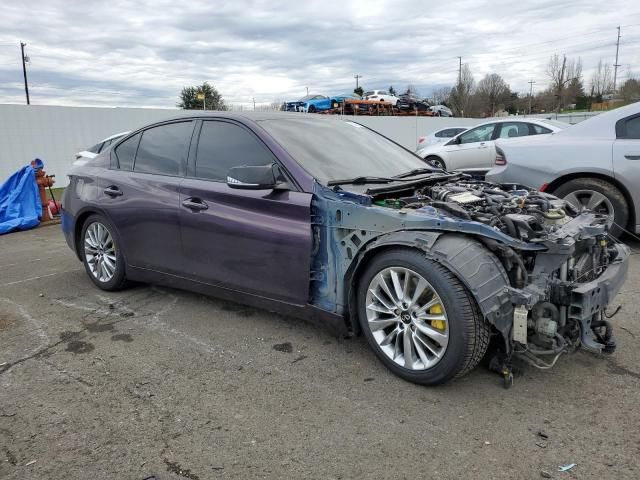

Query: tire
[[307, 105, 316, 113], [552, 178, 629, 237], [425, 156, 446, 170], [80, 214, 129, 291], [357, 249, 490, 385]]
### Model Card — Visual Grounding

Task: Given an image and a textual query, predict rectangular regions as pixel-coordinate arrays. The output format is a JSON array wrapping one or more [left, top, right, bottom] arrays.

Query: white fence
[[0, 104, 488, 186]]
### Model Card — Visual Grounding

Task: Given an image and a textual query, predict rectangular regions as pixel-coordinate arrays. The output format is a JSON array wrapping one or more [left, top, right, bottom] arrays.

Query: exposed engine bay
[[367, 178, 629, 379]]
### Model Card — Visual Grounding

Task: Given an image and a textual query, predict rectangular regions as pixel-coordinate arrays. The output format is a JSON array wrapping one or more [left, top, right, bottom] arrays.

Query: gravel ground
[[1, 224, 639, 479]]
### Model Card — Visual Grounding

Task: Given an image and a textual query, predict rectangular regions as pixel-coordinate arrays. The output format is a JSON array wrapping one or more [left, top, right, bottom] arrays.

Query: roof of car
[[144, 110, 346, 123]]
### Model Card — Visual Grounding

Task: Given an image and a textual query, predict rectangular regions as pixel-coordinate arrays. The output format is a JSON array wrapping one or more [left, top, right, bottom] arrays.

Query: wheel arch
[[345, 231, 513, 341], [73, 207, 123, 262], [546, 172, 636, 229]]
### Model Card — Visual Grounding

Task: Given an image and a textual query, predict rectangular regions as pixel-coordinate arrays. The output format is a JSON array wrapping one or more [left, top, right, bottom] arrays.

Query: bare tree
[[476, 73, 511, 116], [590, 59, 613, 97], [449, 64, 475, 117], [430, 86, 452, 105]]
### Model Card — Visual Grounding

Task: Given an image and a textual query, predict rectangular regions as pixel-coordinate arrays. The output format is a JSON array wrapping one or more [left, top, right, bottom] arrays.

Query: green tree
[[178, 82, 227, 110], [354, 86, 364, 97], [389, 85, 397, 96]]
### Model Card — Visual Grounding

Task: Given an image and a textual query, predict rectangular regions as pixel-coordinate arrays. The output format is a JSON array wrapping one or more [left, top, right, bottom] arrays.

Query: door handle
[[624, 154, 640, 160], [103, 186, 123, 197], [182, 198, 208, 211]]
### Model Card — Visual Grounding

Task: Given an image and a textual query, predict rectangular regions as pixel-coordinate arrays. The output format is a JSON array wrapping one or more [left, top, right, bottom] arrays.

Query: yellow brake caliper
[[429, 304, 446, 330]]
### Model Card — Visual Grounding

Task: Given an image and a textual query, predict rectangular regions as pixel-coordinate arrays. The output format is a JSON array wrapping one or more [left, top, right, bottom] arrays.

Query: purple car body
[[61, 112, 629, 385]]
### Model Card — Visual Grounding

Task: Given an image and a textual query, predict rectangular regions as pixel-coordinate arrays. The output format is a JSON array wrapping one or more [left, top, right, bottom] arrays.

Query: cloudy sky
[[1, 0, 639, 109]]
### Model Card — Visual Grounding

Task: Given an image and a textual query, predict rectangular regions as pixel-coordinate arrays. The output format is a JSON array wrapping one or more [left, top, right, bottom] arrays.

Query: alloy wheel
[[562, 189, 614, 224], [84, 222, 117, 283], [365, 267, 449, 370]]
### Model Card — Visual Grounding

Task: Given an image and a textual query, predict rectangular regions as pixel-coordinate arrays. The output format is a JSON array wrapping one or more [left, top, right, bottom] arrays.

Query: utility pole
[[253, 97, 256, 111], [305, 86, 309, 95], [457, 56, 462, 85], [20, 42, 30, 105], [528, 80, 536, 114], [354, 74, 362, 89], [556, 55, 566, 114], [613, 26, 621, 93]]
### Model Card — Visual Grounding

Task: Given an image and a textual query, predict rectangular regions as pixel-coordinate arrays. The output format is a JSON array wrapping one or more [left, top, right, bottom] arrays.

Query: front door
[[179, 120, 312, 305], [445, 123, 496, 170]]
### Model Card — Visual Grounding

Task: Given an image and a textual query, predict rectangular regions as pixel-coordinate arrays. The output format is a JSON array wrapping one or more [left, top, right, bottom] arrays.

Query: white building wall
[[3, 104, 572, 186]]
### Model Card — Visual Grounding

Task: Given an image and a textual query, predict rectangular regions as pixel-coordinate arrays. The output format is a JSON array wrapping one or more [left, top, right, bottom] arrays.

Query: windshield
[[257, 117, 433, 183]]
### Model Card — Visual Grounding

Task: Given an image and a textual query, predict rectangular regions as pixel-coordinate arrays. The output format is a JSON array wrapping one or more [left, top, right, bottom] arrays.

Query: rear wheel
[[357, 249, 490, 385], [552, 178, 628, 237], [307, 105, 316, 113], [425, 156, 446, 170], [81, 214, 128, 291]]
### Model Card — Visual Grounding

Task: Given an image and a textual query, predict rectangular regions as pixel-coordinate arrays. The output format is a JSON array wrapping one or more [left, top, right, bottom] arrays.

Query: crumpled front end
[[310, 176, 630, 373]]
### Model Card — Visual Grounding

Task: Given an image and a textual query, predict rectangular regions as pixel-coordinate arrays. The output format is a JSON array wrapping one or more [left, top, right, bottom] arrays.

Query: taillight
[[495, 146, 506, 165], [539, 183, 549, 192], [418, 137, 425, 144]]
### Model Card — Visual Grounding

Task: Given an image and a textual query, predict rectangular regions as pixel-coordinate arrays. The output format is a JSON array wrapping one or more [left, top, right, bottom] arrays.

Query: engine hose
[[502, 216, 519, 239], [532, 301, 560, 322]]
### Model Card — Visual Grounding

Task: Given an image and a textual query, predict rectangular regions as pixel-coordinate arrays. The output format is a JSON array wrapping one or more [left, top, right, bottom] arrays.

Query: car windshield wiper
[[392, 168, 437, 179], [327, 176, 397, 186]]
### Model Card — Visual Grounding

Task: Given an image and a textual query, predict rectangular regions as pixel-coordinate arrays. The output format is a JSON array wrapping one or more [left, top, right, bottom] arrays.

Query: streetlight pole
[[354, 74, 362, 89], [20, 42, 30, 105]]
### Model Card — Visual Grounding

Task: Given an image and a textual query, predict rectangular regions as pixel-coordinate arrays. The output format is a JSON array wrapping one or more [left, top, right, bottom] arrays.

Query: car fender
[[346, 231, 513, 338]]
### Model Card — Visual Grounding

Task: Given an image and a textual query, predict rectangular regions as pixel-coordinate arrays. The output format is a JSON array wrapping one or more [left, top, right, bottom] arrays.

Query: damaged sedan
[[61, 113, 629, 386]]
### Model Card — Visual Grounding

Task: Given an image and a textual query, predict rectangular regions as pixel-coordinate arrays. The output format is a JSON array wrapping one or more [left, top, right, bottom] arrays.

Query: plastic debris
[[25, 460, 36, 466], [558, 464, 576, 472], [540, 471, 552, 479]]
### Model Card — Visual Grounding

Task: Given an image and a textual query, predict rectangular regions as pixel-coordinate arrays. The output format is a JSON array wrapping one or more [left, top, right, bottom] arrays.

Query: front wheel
[[307, 105, 316, 113], [81, 214, 129, 291], [357, 249, 490, 385]]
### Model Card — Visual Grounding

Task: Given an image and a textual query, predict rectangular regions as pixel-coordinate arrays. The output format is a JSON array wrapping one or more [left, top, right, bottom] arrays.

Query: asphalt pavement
[[1, 224, 639, 479]]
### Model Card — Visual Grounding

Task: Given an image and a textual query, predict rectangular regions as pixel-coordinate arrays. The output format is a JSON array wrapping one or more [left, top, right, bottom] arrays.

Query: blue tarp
[[0, 160, 42, 235]]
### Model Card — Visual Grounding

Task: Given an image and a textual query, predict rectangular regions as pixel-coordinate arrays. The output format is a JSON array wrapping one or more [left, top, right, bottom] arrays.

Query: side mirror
[[227, 163, 287, 190]]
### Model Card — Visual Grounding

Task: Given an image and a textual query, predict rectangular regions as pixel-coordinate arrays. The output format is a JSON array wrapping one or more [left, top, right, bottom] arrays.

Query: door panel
[[179, 179, 312, 305], [445, 124, 496, 170], [100, 170, 183, 273]]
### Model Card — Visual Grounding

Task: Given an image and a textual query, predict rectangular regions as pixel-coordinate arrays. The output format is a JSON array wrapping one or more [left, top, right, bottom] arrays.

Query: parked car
[[429, 105, 453, 117], [62, 112, 628, 386], [416, 118, 566, 172], [396, 93, 430, 111], [417, 127, 468, 148], [283, 94, 343, 113], [363, 90, 399, 105], [486, 101, 640, 237], [75, 131, 129, 162]]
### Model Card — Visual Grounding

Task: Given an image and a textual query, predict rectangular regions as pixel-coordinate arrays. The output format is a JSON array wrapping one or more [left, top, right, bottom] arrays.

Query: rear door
[[105, 121, 194, 274], [444, 123, 496, 170], [613, 113, 640, 229], [179, 119, 313, 305]]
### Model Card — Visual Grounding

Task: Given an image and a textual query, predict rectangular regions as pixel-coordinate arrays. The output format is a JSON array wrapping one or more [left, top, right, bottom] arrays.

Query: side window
[[458, 124, 495, 144], [616, 115, 640, 139], [434, 130, 446, 138], [497, 122, 529, 139], [114, 133, 141, 171], [195, 121, 277, 181], [133, 122, 193, 176], [530, 124, 552, 135]]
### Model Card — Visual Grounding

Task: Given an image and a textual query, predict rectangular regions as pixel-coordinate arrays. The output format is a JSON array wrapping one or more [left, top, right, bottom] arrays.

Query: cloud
[[0, 0, 639, 108]]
